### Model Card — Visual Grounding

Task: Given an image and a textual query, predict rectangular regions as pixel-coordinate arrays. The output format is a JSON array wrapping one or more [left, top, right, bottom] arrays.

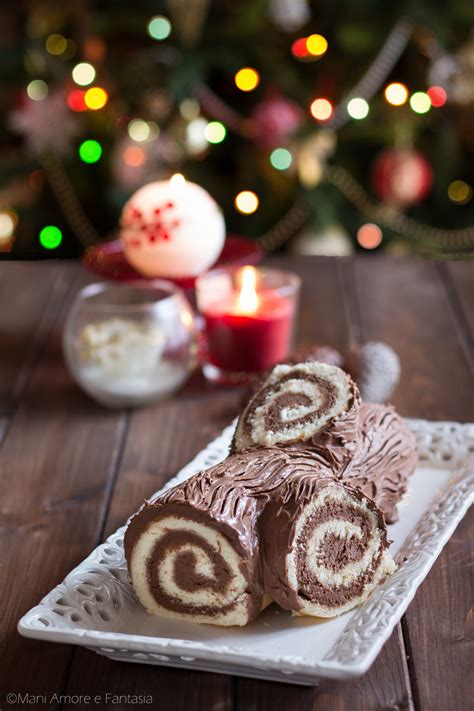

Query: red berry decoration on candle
[[120, 178, 225, 278], [371, 148, 433, 207]]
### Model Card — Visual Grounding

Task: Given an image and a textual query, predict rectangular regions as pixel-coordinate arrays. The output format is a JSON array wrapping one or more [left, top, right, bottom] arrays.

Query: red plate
[[82, 235, 262, 289]]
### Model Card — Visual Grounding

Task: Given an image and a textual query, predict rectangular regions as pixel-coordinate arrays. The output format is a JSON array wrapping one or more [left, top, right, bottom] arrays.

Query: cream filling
[[285, 486, 394, 617], [130, 516, 250, 625]]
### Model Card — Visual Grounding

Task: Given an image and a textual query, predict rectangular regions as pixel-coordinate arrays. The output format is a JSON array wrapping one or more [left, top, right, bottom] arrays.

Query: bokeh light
[[347, 97, 369, 119], [306, 34, 328, 56], [179, 98, 200, 120], [45, 34, 67, 55], [310, 98, 333, 121], [186, 118, 208, 152], [357, 223, 383, 250], [427, 86, 447, 108], [79, 140, 102, 163], [0, 210, 17, 244], [84, 86, 108, 110], [409, 91, 431, 114], [27, 80, 48, 101], [72, 62, 96, 86], [147, 16, 172, 40], [67, 90, 87, 111], [62, 39, 77, 60], [39, 225, 62, 250], [205, 121, 226, 144], [123, 146, 145, 167], [292, 37, 309, 58], [235, 190, 259, 214], [270, 147, 292, 170], [448, 180, 472, 205], [234, 67, 260, 92], [384, 82, 408, 106], [128, 119, 151, 142]]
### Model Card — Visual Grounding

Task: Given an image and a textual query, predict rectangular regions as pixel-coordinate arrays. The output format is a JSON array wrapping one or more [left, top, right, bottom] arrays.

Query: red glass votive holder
[[196, 266, 301, 383]]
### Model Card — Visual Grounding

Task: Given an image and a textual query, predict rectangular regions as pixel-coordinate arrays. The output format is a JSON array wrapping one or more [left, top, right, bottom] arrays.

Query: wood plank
[[445, 261, 474, 338], [351, 256, 473, 420], [0, 262, 72, 420], [351, 255, 473, 711], [0, 264, 129, 707], [60, 257, 412, 710]]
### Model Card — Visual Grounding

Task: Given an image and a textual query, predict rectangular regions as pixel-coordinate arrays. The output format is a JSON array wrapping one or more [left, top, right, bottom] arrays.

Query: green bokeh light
[[205, 121, 226, 144], [270, 148, 292, 170], [147, 16, 171, 40], [79, 139, 102, 163], [39, 225, 62, 250]]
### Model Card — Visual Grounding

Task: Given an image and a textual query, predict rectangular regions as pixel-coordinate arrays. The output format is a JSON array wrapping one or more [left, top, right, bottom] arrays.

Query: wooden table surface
[[1, 256, 472, 711]]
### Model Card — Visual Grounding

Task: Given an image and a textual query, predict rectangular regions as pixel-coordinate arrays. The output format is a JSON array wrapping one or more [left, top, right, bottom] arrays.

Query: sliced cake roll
[[342, 403, 417, 523], [124, 448, 305, 627], [261, 473, 395, 618], [232, 361, 361, 467]]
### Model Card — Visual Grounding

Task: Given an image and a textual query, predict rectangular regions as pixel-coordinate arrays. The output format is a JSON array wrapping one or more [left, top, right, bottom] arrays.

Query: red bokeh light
[[292, 37, 309, 58], [427, 86, 447, 108], [67, 89, 87, 112]]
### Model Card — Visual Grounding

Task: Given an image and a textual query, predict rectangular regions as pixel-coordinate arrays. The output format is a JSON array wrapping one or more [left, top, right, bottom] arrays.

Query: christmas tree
[[1, 0, 473, 259]]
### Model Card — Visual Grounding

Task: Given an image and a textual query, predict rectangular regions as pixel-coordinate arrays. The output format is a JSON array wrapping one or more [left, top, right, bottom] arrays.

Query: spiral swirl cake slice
[[232, 362, 361, 466], [261, 474, 394, 618], [124, 448, 310, 626], [342, 403, 417, 523]]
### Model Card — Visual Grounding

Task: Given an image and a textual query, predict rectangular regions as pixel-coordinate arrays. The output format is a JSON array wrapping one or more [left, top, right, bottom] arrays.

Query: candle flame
[[169, 173, 186, 191], [236, 266, 259, 314]]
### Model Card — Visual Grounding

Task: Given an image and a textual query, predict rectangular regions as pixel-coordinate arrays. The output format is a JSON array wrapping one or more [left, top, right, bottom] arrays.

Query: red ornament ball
[[372, 149, 433, 207], [251, 94, 303, 147]]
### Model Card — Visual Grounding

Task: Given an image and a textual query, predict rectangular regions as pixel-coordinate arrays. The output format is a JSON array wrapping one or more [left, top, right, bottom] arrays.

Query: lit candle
[[196, 266, 300, 382]]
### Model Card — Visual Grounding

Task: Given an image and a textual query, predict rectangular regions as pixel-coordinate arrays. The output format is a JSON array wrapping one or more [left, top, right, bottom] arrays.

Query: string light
[[234, 67, 260, 92], [291, 38, 310, 59], [427, 86, 447, 108], [448, 180, 472, 205], [270, 148, 292, 170], [39, 225, 62, 250], [0, 210, 17, 244], [357, 223, 383, 249], [72, 62, 96, 87], [67, 90, 87, 111], [235, 190, 259, 214], [128, 119, 151, 142], [306, 34, 328, 56], [347, 97, 369, 119], [79, 140, 102, 164], [384, 82, 408, 106], [409, 91, 431, 114], [84, 86, 108, 110], [123, 146, 145, 167], [45, 34, 67, 55], [186, 118, 208, 152], [27, 80, 48, 101], [310, 98, 333, 121], [179, 98, 200, 120], [205, 121, 226, 144], [147, 16, 172, 40]]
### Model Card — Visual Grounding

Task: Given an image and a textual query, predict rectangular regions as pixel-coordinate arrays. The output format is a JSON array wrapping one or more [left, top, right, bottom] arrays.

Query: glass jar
[[63, 281, 197, 407]]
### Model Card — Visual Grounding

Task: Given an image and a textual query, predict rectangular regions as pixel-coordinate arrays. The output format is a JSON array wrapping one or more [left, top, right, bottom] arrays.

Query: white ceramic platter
[[19, 419, 474, 685]]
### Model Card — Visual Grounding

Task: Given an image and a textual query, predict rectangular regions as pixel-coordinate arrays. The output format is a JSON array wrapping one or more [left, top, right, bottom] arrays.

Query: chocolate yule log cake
[[261, 473, 395, 617], [125, 447, 395, 625], [125, 448, 292, 627], [341, 403, 417, 523], [232, 361, 361, 468]]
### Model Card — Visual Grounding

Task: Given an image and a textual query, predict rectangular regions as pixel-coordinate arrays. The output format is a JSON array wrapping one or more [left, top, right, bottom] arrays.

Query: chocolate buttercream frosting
[[340, 403, 417, 523]]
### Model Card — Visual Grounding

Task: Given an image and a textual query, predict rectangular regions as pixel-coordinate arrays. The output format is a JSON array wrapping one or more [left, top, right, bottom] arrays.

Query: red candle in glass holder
[[196, 266, 300, 383]]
